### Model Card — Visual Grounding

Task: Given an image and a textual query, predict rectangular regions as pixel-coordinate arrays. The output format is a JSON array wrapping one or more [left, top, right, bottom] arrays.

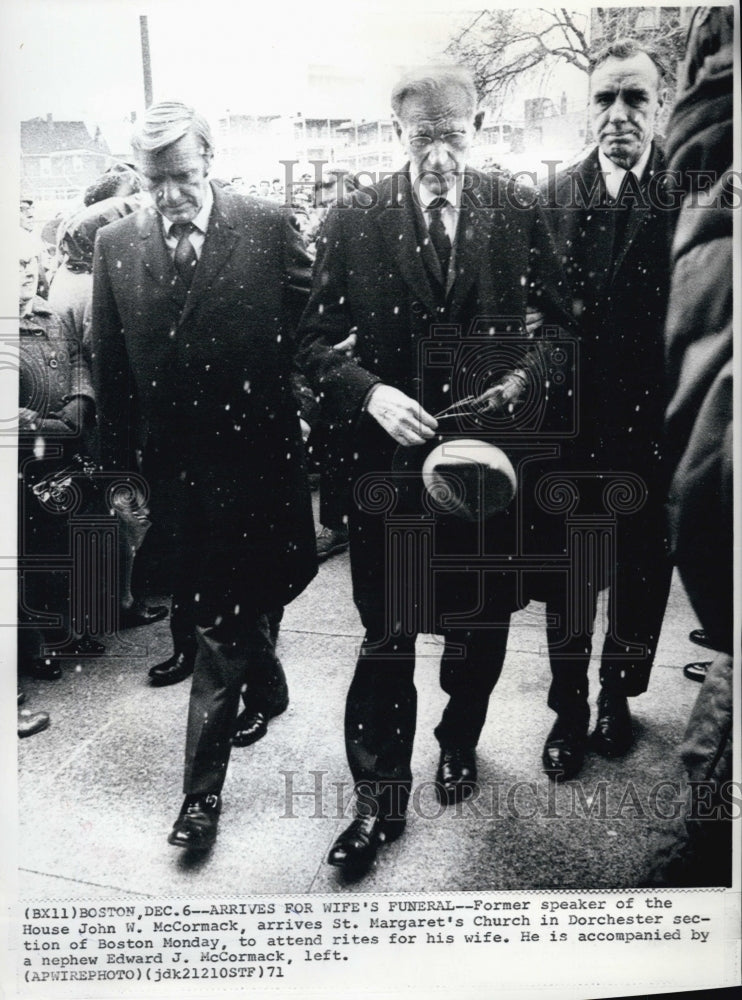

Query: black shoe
[[148, 650, 195, 687], [167, 794, 221, 851], [18, 711, 50, 738], [21, 656, 62, 681], [17, 691, 26, 707], [120, 602, 169, 629], [435, 747, 477, 805], [542, 717, 588, 781], [231, 697, 289, 748], [683, 661, 710, 683], [689, 628, 715, 650], [316, 525, 349, 562], [327, 814, 406, 872], [591, 689, 633, 757]]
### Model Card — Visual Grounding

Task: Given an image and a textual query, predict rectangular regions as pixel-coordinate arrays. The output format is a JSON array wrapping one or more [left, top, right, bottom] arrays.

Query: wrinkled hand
[[478, 370, 529, 415], [366, 384, 437, 446], [525, 308, 543, 334]]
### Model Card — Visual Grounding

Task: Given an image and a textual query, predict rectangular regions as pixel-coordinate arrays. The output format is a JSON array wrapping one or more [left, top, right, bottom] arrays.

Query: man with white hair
[[298, 64, 570, 873], [91, 101, 317, 851]]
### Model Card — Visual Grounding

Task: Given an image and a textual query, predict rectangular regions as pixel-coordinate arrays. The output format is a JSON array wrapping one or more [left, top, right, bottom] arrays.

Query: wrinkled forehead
[[590, 54, 661, 97], [397, 88, 476, 129]]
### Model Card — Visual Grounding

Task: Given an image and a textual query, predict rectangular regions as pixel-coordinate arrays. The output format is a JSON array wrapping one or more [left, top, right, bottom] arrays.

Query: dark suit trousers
[[546, 512, 672, 718], [183, 613, 288, 796], [345, 507, 509, 817]]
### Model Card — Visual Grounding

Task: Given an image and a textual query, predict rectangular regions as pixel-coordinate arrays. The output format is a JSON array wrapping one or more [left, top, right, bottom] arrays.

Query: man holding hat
[[298, 64, 571, 873]]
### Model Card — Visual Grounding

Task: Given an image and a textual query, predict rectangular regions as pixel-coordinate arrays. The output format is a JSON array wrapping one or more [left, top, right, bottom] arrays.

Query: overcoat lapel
[[571, 150, 615, 301], [136, 208, 185, 311], [374, 172, 440, 314], [178, 184, 240, 327], [609, 142, 665, 282], [447, 174, 495, 320]]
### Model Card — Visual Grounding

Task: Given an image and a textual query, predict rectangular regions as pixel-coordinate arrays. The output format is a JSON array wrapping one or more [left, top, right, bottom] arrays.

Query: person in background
[[645, 4, 733, 887], [49, 196, 168, 632], [307, 165, 360, 562], [538, 39, 676, 780], [18, 229, 98, 682]]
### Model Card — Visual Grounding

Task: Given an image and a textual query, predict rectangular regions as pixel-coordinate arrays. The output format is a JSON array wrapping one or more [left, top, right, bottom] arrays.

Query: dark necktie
[[171, 222, 197, 287], [427, 197, 452, 278]]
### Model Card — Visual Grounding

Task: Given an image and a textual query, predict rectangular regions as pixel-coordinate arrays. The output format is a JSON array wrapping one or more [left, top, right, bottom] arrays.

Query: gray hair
[[391, 65, 478, 121], [131, 101, 214, 157], [589, 38, 666, 81]]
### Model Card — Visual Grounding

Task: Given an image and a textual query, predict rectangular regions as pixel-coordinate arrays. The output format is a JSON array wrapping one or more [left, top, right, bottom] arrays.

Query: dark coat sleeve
[[90, 232, 136, 472], [295, 207, 381, 430]]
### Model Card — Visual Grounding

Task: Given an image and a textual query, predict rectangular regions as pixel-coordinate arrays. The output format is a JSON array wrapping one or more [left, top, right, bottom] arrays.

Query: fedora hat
[[392, 432, 516, 522]]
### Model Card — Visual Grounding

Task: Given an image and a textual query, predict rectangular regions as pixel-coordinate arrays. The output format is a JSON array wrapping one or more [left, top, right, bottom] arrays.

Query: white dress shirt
[[161, 182, 214, 260], [598, 143, 653, 200]]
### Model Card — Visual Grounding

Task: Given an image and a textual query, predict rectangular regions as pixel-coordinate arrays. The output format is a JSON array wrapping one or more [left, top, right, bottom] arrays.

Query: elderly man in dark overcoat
[[538, 39, 676, 780], [298, 64, 572, 873], [91, 102, 316, 850]]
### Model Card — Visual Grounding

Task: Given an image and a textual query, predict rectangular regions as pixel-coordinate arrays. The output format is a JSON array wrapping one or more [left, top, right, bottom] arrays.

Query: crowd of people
[[17, 13, 733, 887]]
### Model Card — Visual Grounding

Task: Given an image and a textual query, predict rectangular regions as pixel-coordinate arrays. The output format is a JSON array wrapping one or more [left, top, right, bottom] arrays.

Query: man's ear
[[473, 110, 485, 133], [656, 86, 668, 112], [202, 148, 214, 176], [392, 116, 403, 141]]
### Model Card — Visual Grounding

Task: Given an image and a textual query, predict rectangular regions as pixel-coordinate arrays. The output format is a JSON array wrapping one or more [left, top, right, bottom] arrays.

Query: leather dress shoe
[[683, 660, 710, 683], [542, 717, 588, 781], [591, 690, 633, 757], [689, 628, 715, 650], [120, 602, 169, 629], [167, 794, 221, 851], [18, 711, 50, 738], [18, 691, 26, 707], [327, 814, 406, 872], [316, 525, 349, 562], [231, 697, 288, 748], [148, 650, 195, 687], [436, 747, 477, 805]]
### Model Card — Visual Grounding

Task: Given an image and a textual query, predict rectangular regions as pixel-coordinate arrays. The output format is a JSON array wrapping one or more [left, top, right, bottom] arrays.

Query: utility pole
[[140, 15, 153, 107]]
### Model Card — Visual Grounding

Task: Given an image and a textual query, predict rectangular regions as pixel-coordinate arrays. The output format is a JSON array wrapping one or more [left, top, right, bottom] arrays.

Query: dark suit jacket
[[297, 167, 573, 620], [91, 183, 317, 614], [540, 142, 674, 477]]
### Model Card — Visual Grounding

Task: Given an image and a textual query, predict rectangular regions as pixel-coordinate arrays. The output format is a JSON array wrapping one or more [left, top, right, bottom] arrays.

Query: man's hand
[[525, 308, 543, 334], [366, 384, 437, 446], [18, 407, 40, 430], [332, 331, 357, 357]]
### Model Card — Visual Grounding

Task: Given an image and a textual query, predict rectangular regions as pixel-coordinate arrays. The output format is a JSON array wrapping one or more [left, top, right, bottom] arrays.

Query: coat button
[[411, 300, 424, 315], [48, 358, 58, 368]]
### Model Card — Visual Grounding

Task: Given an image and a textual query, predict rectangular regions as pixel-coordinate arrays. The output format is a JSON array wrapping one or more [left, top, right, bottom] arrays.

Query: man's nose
[[608, 96, 629, 122], [426, 139, 453, 170], [160, 178, 182, 203]]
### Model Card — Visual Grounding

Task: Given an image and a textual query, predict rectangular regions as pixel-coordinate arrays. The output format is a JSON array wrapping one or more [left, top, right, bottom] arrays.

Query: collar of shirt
[[161, 182, 213, 259], [598, 143, 653, 201], [410, 169, 461, 245]]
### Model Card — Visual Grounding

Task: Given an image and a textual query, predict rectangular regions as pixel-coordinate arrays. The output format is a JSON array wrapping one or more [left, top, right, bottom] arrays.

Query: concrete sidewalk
[[17, 542, 704, 901]]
